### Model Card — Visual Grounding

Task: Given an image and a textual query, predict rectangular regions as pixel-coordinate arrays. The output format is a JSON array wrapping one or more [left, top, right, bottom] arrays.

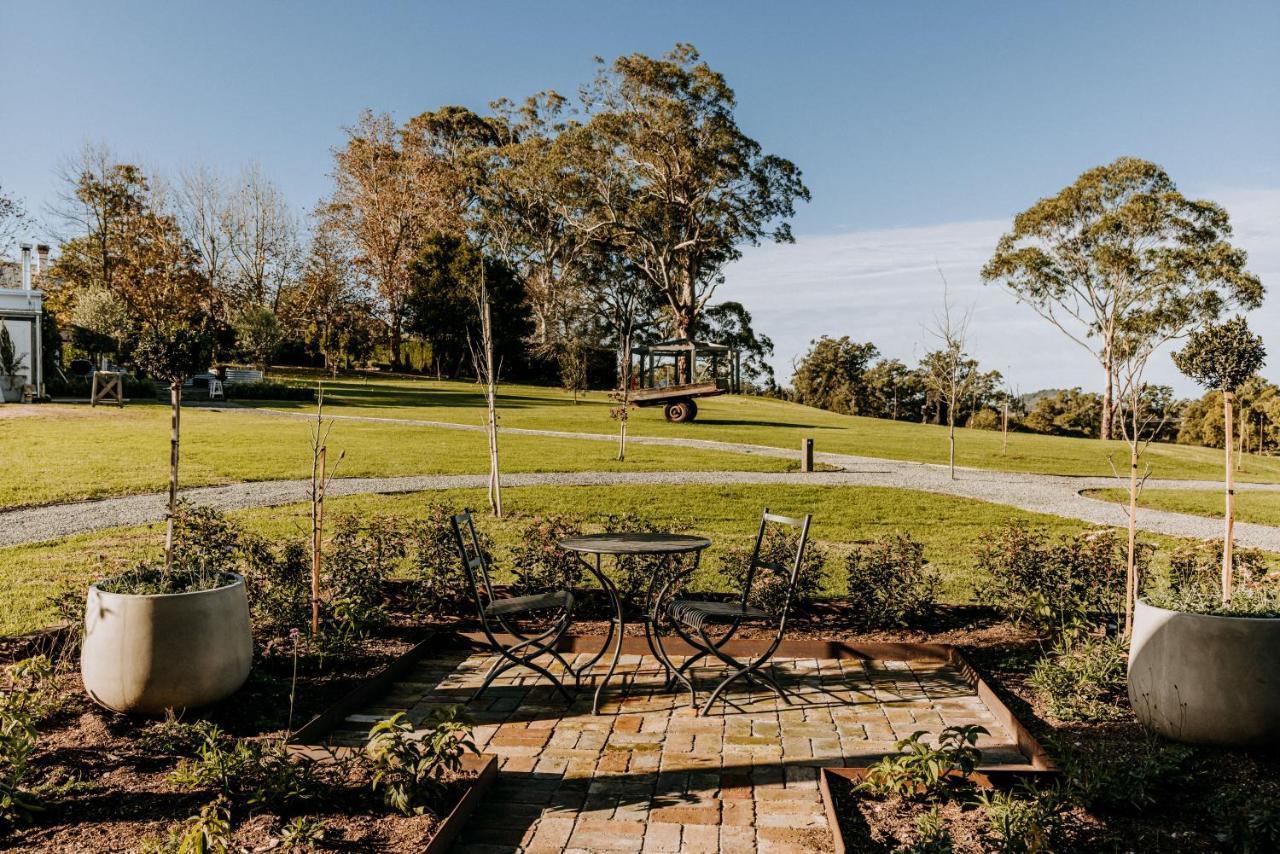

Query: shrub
[[1167, 539, 1271, 594], [1, 657, 59, 724], [1212, 786, 1280, 852], [1055, 733, 1193, 813], [966, 408, 1001, 431], [841, 533, 938, 628], [137, 715, 226, 757], [510, 516, 585, 594], [975, 523, 1132, 641], [224, 381, 314, 402], [405, 504, 479, 615], [0, 704, 41, 831], [324, 514, 403, 641], [1026, 636, 1127, 722], [856, 726, 987, 800], [976, 781, 1066, 853], [367, 708, 476, 816], [170, 729, 327, 813], [721, 525, 827, 615]]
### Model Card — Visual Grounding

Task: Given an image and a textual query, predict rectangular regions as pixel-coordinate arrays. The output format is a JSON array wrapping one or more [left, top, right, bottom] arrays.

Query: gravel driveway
[[3, 407, 1276, 550]]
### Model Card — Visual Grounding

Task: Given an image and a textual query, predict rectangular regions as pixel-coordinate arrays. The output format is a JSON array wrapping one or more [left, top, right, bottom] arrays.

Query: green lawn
[[263, 370, 1280, 483], [0, 403, 788, 509], [0, 482, 1209, 637], [12, 370, 1278, 512], [1086, 487, 1280, 527]]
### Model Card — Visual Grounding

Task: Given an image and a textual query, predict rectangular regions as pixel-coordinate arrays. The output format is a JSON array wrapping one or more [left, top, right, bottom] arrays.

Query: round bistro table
[[558, 533, 711, 714]]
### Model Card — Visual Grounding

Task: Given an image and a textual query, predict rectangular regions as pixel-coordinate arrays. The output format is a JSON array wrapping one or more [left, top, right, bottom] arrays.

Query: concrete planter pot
[[81, 573, 253, 715], [1128, 598, 1280, 747]]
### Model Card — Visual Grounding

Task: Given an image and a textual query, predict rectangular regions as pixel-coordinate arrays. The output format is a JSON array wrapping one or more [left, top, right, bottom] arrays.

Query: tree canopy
[[982, 157, 1263, 438], [1173, 316, 1266, 393]]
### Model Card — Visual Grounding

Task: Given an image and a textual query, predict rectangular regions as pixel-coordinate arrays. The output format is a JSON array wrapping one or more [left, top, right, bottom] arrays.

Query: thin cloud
[[723, 188, 1280, 396]]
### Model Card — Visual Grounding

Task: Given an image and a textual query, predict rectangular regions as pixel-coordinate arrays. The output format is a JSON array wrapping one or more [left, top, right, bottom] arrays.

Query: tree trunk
[[311, 445, 325, 637], [480, 269, 503, 518], [1002, 400, 1009, 452], [1125, 442, 1139, 638], [164, 380, 182, 575], [1101, 366, 1114, 441], [390, 313, 402, 369], [1223, 390, 1236, 604], [948, 411, 956, 480]]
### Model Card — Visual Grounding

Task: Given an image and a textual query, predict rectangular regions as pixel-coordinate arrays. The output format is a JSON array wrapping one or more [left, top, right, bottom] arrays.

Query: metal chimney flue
[[20, 243, 32, 291]]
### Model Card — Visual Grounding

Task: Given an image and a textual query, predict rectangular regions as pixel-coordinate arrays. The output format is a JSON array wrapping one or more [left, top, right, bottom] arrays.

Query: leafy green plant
[[0, 704, 42, 831], [857, 726, 987, 800], [510, 515, 586, 595], [1212, 787, 1280, 853], [721, 525, 827, 615], [898, 804, 954, 853], [142, 797, 236, 854], [137, 714, 225, 757], [171, 730, 324, 812], [1, 656, 59, 723], [277, 816, 327, 849], [842, 532, 938, 628], [1027, 636, 1127, 722], [1054, 733, 1193, 813], [367, 708, 476, 816], [976, 781, 1065, 853], [975, 523, 1133, 642]]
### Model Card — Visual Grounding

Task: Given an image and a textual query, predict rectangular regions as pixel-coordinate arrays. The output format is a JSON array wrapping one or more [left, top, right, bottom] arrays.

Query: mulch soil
[[2, 613, 475, 852]]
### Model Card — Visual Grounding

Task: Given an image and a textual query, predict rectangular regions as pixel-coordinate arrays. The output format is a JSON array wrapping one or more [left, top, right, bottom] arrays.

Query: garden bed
[[1, 613, 491, 851]]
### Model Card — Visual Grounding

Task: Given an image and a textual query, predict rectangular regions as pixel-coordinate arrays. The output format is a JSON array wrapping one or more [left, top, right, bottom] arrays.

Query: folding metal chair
[[658, 509, 811, 715], [451, 510, 579, 702]]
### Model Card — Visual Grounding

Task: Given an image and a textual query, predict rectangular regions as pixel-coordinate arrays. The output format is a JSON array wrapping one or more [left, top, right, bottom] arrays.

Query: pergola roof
[[632, 337, 735, 355]]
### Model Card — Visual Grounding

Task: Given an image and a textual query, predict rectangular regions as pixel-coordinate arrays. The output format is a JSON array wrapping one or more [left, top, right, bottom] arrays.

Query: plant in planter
[[80, 318, 254, 715], [1128, 316, 1278, 746], [0, 325, 27, 402]]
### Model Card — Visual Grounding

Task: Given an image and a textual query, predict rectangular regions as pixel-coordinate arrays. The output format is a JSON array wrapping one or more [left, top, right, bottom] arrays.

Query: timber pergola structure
[[630, 338, 741, 422]]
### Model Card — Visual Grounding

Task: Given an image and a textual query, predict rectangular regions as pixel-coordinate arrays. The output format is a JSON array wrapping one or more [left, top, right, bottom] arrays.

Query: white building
[[0, 243, 47, 398]]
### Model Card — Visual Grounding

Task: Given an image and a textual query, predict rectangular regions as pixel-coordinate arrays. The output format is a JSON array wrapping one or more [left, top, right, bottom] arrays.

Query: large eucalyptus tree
[[982, 158, 1262, 439]]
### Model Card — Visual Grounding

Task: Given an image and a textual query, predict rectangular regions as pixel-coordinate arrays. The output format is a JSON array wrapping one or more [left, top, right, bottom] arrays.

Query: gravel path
[[3, 406, 1277, 550]]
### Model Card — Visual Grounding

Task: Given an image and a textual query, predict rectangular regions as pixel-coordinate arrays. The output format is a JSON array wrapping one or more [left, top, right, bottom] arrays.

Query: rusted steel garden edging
[[287, 630, 447, 746]]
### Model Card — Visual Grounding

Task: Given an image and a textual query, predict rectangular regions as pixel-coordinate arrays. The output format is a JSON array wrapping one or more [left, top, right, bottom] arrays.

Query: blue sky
[[3, 0, 1278, 392]]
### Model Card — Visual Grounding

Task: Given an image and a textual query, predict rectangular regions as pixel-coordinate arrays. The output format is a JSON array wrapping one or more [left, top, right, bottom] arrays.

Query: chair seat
[[484, 589, 574, 617], [669, 599, 768, 631]]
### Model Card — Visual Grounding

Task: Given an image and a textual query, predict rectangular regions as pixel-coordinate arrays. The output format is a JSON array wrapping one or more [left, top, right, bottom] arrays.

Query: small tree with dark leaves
[[1173, 317, 1267, 602], [133, 320, 214, 575]]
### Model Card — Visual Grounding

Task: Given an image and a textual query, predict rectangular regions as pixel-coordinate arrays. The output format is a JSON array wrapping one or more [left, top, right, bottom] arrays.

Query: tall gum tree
[[583, 44, 809, 339], [982, 157, 1262, 440]]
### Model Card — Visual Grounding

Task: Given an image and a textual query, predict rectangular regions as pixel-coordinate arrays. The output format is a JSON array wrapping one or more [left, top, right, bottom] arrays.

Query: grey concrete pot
[[1128, 598, 1280, 747], [81, 573, 253, 715]]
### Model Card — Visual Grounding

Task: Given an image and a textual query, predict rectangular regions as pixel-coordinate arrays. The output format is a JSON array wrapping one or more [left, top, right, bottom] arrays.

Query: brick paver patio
[[332, 648, 1025, 853]]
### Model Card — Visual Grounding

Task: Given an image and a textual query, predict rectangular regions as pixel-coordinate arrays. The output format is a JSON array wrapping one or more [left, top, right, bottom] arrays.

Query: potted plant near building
[[1128, 316, 1280, 747], [80, 318, 254, 714], [0, 325, 28, 402]]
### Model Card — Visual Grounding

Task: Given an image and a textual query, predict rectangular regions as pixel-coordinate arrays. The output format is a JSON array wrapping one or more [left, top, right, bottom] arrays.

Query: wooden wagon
[[630, 338, 740, 422]]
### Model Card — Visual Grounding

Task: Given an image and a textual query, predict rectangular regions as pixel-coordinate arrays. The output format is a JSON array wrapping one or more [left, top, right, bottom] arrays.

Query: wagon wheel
[[664, 398, 697, 423]]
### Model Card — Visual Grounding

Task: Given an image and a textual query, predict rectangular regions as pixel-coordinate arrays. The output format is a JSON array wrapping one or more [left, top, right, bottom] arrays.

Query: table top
[[558, 532, 712, 555]]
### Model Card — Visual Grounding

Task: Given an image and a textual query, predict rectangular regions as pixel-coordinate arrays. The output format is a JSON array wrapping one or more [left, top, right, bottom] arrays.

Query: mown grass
[[0, 403, 788, 509], [0, 482, 1210, 637], [263, 370, 1280, 483], [1086, 487, 1280, 527]]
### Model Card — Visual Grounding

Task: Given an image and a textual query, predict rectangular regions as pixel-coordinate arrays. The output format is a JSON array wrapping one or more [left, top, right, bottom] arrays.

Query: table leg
[[571, 553, 626, 715]]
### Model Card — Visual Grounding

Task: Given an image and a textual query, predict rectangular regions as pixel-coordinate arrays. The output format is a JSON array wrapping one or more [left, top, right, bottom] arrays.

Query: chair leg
[[473, 618, 576, 703], [696, 629, 791, 716]]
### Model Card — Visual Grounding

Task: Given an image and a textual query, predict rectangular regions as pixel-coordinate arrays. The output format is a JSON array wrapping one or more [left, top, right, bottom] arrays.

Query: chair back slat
[[737, 507, 812, 637], [450, 510, 497, 621]]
